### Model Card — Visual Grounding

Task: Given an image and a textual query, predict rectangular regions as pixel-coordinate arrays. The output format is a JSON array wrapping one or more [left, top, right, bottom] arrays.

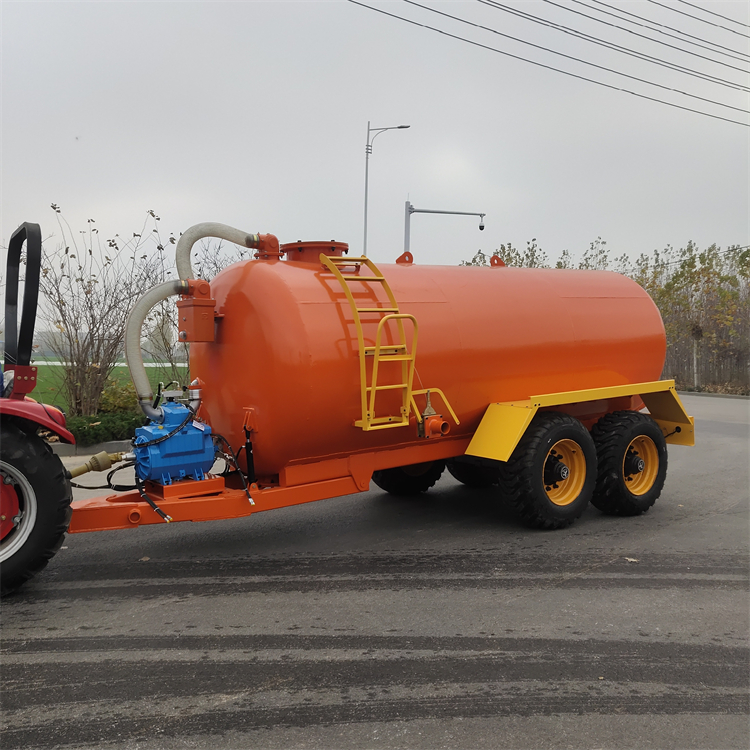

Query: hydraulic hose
[[175, 222, 260, 280], [125, 279, 188, 420]]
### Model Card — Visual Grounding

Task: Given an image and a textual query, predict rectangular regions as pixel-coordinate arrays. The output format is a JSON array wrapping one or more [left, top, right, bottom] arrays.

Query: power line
[[645, 0, 750, 39], [675, 0, 750, 29], [583, 0, 750, 63], [347, 1, 749, 128], [403, 0, 749, 112], [564, 0, 750, 63], [477, 0, 749, 89]]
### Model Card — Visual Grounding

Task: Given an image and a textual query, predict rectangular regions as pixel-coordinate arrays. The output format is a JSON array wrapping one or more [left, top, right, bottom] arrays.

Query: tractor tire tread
[[0, 421, 73, 596]]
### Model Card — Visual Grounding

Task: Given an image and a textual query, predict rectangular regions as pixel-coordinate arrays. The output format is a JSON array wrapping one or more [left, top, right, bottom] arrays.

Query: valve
[[418, 391, 450, 438]]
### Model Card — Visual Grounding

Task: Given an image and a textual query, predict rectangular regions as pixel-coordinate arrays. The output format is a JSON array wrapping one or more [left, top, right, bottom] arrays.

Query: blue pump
[[133, 402, 215, 485]]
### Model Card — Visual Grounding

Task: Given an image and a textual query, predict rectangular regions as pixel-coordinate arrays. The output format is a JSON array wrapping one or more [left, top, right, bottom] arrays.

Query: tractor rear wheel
[[496, 412, 596, 529], [446, 457, 499, 488], [372, 460, 446, 496], [591, 411, 667, 516], [0, 422, 72, 596]]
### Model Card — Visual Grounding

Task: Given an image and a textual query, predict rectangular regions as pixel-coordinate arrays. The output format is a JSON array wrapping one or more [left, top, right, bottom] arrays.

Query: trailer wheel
[[496, 412, 596, 529], [372, 460, 446, 496], [446, 457, 499, 488], [0, 422, 72, 596], [591, 411, 667, 516]]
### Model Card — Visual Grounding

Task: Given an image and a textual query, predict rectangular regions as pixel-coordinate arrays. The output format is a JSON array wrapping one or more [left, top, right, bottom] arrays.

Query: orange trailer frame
[[68, 379, 692, 535]]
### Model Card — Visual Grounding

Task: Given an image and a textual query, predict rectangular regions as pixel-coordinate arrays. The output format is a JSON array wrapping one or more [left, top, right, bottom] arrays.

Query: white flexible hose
[[125, 280, 187, 420], [175, 222, 258, 280], [128, 223, 257, 420]]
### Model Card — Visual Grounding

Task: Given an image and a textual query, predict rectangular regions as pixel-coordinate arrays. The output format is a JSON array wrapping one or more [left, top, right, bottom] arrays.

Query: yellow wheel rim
[[622, 435, 659, 496], [543, 439, 587, 507]]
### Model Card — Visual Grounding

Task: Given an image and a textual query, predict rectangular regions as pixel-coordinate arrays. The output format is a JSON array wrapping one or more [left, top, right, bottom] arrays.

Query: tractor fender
[[0, 399, 75, 444]]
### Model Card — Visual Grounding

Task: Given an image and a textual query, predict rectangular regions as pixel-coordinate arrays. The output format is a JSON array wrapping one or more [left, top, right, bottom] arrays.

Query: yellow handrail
[[319, 253, 459, 433], [368, 313, 417, 428]]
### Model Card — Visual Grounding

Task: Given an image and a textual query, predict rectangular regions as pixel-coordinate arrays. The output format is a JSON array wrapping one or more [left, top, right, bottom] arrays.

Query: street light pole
[[363, 121, 410, 256], [404, 201, 486, 254]]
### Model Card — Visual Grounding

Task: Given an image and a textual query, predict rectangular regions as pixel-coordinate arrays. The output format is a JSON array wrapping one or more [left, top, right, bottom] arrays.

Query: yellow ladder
[[319, 254, 460, 433], [320, 254, 416, 431]]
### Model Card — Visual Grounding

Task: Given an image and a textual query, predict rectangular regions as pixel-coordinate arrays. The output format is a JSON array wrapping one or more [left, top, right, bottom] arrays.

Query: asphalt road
[[2, 394, 748, 749]]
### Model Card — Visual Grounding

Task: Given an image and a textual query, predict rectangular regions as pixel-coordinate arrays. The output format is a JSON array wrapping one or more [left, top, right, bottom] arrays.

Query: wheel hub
[[621, 435, 659, 496], [0, 479, 21, 540], [542, 439, 587, 507], [624, 451, 645, 476], [544, 452, 570, 486]]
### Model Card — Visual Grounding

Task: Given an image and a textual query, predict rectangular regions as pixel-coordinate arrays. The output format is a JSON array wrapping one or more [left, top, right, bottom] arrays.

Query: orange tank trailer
[[69, 231, 694, 536], [192, 243, 665, 482]]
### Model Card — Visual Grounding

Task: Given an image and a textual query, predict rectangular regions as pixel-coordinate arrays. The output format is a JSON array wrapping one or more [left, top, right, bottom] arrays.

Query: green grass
[[31, 364, 189, 412]]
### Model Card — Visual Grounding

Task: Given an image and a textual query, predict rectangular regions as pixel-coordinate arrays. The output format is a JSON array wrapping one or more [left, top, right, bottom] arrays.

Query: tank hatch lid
[[281, 240, 348, 264]]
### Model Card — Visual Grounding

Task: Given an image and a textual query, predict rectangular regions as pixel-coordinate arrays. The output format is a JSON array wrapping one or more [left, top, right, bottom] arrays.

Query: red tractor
[[1, 223, 75, 595]]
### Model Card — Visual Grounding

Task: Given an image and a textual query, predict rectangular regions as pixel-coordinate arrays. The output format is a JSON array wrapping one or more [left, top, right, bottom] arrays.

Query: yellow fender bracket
[[466, 380, 694, 463]]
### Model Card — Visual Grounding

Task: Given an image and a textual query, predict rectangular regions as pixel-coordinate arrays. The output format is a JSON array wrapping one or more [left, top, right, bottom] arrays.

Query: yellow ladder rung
[[327, 255, 366, 262], [364, 344, 407, 352], [340, 274, 384, 282], [368, 416, 409, 425], [364, 349, 404, 357], [366, 383, 409, 392], [356, 422, 409, 431], [373, 355, 413, 362], [356, 307, 399, 313]]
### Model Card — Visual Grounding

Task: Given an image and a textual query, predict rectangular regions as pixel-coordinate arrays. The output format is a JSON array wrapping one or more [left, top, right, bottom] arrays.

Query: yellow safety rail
[[320, 254, 459, 433], [320, 254, 415, 431]]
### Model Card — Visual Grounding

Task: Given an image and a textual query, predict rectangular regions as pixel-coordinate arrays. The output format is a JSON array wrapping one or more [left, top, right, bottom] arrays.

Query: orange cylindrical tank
[[190, 250, 666, 480]]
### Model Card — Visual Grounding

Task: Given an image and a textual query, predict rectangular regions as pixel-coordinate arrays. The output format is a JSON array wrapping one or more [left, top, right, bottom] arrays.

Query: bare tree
[[39, 206, 163, 415]]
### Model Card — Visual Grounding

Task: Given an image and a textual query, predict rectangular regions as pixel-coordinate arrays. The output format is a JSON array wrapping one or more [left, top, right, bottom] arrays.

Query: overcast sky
[[2, 0, 748, 268]]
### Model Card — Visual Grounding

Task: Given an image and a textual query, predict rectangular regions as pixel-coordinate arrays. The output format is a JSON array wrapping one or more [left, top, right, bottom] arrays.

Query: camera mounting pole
[[404, 201, 486, 255]]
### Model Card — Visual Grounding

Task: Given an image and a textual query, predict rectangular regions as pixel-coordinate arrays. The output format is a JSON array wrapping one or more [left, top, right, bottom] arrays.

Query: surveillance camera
[[479, 223, 485, 231]]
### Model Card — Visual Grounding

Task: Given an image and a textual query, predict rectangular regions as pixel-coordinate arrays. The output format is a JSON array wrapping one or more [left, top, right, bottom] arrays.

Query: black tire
[[371, 460, 446, 496], [0, 421, 72, 596], [446, 457, 499, 488], [591, 411, 667, 516], [496, 412, 596, 530]]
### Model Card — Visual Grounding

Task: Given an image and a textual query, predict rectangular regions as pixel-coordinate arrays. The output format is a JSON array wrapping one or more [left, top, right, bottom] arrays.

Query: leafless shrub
[[39, 206, 164, 415]]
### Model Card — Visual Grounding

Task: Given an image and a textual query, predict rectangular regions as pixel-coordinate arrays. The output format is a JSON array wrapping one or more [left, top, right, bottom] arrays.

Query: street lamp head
[[398, 125, 410, 129]]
